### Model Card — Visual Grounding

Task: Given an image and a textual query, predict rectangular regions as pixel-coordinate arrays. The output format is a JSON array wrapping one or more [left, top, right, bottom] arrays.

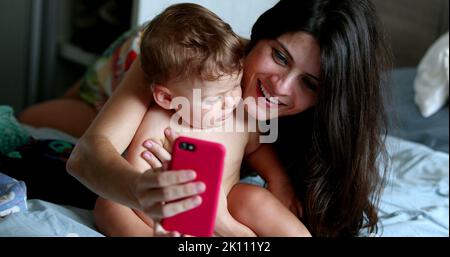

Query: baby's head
[[140, 3, 245, 128]]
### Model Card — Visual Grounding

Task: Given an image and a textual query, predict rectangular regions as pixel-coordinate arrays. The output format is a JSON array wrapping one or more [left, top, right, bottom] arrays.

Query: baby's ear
[[153, 85, 174, 110]]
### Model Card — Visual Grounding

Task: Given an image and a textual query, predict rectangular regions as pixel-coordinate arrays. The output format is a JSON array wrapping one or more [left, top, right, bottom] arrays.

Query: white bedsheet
[[371, 136, 449, 236]]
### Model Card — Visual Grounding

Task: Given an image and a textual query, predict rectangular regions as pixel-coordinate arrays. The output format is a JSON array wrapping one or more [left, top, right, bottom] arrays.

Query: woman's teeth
[[259, 82, 280, 105]]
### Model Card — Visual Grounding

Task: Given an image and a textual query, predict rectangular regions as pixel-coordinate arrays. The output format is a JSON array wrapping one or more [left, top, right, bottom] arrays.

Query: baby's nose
[[223, 95, 236, 109]]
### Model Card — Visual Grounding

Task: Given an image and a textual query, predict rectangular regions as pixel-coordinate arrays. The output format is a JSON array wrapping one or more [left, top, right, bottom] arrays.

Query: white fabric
[[414, 32, 449, 118]]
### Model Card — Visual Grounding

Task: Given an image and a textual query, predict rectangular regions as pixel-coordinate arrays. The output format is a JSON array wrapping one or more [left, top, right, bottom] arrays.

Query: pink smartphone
[[161, 136, 226, 237]]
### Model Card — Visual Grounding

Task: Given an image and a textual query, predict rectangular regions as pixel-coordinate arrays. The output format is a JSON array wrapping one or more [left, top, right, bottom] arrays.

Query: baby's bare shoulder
[[134, 106, 172, 144]]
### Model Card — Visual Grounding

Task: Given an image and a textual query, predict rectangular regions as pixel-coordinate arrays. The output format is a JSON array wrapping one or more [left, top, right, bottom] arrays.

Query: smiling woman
[[242, 32, 322, 120], [240, 0, 393, 236]]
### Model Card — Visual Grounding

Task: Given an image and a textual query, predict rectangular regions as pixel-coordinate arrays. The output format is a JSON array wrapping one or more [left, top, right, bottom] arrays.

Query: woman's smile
[[256, 78, 287, 109], [243, 32, 321, 119]]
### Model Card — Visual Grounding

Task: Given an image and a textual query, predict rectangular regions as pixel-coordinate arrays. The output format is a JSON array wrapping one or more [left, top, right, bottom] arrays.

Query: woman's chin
[[244, 103, 279, 121]]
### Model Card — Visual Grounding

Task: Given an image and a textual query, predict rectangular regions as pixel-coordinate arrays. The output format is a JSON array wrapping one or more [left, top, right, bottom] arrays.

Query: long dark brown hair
[[249, 0, 393, 236]]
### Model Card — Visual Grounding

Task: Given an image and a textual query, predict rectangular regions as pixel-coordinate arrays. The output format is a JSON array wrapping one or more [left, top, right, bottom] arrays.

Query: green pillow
[[0, 106, 31, 155]]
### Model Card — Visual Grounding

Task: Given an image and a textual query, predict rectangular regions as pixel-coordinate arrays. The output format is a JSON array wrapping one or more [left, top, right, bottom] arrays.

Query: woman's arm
[[245, 134, 303, 218], [67, 59, 151, 209], [244, 133, 289, 185], [67, 59, 152, 209]]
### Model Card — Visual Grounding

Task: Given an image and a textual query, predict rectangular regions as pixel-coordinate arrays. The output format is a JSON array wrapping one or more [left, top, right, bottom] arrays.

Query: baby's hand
[[141, 128, 179, 170]]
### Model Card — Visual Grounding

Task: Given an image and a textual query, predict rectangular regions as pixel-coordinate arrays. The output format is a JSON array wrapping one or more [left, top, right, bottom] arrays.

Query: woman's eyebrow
[[275, 39, 320, 83], [274, 39, 294, 62], [305, 74, 320, 83]]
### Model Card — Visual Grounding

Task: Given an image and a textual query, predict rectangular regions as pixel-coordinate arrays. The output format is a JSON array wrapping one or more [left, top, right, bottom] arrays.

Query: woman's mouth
[[256, 80, 285, 108]]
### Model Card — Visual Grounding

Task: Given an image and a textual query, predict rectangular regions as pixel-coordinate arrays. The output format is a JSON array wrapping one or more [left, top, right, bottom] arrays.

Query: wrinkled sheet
[[371, 136, 449, 237], [0, 199, 102, 237]]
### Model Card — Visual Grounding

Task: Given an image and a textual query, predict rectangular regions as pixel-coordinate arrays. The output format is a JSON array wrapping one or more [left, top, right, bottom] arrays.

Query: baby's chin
[[176, 118, 225, 130], [195, 115, 236, 130]]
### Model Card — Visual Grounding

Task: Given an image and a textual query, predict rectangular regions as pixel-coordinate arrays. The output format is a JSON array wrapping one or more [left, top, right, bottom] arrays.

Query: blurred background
[[0, 0, 448, 112]]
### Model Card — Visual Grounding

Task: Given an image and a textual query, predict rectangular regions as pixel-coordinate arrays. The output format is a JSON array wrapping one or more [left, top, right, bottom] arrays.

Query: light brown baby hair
[[140, 3, 245, 85]]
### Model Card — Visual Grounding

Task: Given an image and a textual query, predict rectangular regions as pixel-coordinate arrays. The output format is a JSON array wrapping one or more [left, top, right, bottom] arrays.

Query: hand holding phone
[[161, 136, 225, 237]]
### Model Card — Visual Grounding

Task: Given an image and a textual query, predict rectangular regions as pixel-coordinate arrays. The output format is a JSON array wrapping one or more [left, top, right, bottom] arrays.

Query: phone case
[[161, 136, 226, 237]]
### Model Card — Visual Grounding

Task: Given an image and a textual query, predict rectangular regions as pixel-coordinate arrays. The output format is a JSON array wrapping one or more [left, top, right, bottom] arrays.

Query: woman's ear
[[152, 85, 174, 110]]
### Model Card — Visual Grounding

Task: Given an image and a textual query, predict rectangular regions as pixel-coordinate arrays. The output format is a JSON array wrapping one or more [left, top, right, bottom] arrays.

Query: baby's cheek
[[201, 107, 216, 116]]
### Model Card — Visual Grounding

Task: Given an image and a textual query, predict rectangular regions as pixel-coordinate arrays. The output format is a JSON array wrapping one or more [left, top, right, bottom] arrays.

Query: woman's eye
[[272, 48, 288, 66], [302, 78, 318, 92]]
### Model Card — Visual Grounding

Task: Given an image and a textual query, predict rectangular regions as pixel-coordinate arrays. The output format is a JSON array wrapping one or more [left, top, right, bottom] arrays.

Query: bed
[[0, 67, 448, 237]]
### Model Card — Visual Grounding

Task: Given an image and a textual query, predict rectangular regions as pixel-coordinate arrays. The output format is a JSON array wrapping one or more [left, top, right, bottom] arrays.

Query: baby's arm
[[94, 197, 154, 236], [245, 133, 302, 217]]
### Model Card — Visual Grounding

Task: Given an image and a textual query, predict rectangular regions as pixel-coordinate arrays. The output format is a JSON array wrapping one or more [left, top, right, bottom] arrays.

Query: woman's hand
[[132, 166, 205, 220], [133, 128, 205, 221], [136, 127, 200, 236]]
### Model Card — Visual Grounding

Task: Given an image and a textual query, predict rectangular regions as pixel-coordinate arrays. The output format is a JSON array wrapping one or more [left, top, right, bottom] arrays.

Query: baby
[[94, 3, 309, 237]]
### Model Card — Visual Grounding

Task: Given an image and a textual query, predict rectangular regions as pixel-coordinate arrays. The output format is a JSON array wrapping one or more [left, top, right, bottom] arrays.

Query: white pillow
[[414, 32, 449, 118]]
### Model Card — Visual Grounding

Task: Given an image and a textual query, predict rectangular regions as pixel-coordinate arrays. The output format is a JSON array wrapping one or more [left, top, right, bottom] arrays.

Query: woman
[[20, 0, 392, 236]]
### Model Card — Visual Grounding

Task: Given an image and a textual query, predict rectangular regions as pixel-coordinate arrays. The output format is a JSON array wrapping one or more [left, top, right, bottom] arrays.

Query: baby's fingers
[[163, 128, 180, 152], [143, 140, 172, 164], [142, 151, 163, 169]]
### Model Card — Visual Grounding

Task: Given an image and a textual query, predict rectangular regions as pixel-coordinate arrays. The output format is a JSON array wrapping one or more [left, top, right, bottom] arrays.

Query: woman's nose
[[269, 74, 292, 95]]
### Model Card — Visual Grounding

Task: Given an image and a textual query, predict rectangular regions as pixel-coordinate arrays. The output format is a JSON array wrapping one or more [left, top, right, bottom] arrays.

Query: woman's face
[[242, 32, 321, 120]]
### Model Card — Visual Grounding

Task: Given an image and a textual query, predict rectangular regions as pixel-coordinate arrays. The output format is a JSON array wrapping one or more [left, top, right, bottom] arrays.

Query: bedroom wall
[[0, 0, 32, 112], [0, 0, 85, 113], [133, 0, 278, 39], [373, 0, 449, 67]]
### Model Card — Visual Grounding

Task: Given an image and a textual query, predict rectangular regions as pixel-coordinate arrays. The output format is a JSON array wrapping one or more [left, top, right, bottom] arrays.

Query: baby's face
[[169, 72, 242, 129]]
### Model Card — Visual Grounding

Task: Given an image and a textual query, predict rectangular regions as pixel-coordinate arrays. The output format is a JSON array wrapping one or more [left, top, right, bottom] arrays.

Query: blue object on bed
[[0, 199, 103, 237], [387, 68, 449, 153], [0, 173, 27, 217]]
